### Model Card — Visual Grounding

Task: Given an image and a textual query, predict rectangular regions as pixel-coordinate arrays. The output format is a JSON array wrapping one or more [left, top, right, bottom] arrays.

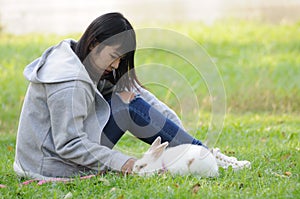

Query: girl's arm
[[46, 82, 132, 172]]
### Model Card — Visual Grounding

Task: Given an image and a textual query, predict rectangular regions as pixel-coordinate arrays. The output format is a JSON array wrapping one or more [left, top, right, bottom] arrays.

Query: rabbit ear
[[152, 141, 169, 159], [148, 136, 162, 152]]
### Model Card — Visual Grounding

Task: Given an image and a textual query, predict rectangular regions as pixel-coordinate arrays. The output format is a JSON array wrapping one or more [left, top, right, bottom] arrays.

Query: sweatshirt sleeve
[[46, 84, 132, 172], [135, 86, 185, 130]]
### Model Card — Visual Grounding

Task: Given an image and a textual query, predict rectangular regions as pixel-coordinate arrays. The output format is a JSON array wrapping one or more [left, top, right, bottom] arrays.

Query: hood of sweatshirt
[[24, 39, 92, 85]]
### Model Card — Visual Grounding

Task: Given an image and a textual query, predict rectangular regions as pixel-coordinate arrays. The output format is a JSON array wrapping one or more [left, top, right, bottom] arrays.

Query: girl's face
[[89, 44, 123, 76]]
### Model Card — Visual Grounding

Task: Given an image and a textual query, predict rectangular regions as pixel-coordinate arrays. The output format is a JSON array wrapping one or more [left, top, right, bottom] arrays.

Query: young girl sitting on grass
[[14, 12, 250, 179]]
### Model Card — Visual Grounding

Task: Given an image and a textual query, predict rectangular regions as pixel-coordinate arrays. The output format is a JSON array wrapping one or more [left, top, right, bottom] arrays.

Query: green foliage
[[136, 21, 300, 114]]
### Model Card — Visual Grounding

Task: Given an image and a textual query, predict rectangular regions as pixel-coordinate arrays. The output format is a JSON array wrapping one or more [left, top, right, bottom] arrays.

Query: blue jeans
[[101, 93, 205, 148]]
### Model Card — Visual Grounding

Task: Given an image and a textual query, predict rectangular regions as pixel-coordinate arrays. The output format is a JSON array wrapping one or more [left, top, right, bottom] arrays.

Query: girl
[[14, 12, 250, 179]]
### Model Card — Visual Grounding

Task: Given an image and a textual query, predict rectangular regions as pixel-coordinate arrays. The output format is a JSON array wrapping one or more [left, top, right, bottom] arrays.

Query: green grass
[[135, 21, 300, 114], [0, 21, 300, 198], [0, 114, 299, 198]]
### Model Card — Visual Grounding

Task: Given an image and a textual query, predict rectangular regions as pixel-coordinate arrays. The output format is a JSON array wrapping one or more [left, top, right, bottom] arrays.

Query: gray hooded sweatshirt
[[13, 39, 184, 179]]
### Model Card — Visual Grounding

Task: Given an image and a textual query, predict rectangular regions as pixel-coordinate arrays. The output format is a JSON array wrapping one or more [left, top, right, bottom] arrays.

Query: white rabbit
[[133, 136, 219, 177]]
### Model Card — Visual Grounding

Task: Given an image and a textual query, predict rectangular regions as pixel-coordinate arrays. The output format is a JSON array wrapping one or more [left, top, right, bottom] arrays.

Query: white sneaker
[[211, 148, 251, 171]]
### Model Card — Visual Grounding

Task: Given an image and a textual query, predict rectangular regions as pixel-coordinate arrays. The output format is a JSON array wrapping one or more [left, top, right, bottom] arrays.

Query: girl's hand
[[121, 158, 136, 175]]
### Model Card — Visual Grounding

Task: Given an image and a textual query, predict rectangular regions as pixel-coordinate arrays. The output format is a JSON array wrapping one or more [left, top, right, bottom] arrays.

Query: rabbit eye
[[138, 163, 148, 169]]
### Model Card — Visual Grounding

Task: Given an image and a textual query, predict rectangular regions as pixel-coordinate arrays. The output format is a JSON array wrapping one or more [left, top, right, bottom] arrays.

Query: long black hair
[[73, 12, 140, 91]]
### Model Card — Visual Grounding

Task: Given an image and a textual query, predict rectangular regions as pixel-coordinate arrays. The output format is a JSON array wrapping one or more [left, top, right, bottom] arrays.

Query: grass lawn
[[0, 21, 299, 198]]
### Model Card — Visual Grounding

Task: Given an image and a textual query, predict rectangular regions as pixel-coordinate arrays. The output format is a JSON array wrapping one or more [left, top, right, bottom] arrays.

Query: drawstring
[[112, 69, 116, 81]]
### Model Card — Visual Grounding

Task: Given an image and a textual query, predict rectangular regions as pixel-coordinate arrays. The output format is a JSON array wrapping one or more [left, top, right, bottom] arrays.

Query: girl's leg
[[102, 92, 251, 171], [102, 93, 204, 148]]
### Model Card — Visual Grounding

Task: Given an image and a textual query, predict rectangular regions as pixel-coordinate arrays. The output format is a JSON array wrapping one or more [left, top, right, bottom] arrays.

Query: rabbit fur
[[133, 136, 219, 177]]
